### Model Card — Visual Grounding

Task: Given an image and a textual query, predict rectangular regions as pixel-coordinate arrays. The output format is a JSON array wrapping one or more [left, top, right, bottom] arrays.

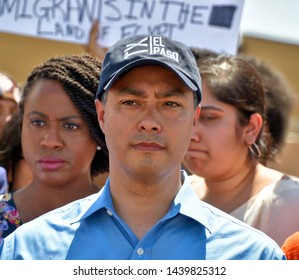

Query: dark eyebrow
[[28, 111, 83, 121], [118, 87, 187, 99], [158, 89, 186, 98], [119, 87, 146, 97]]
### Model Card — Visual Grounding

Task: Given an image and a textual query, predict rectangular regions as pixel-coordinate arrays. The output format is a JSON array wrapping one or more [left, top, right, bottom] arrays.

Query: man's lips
[[133, 142, 164, 151]]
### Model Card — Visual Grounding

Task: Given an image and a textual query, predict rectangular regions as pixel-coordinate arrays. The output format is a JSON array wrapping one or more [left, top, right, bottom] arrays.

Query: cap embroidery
[[124, 36, 179, 62]]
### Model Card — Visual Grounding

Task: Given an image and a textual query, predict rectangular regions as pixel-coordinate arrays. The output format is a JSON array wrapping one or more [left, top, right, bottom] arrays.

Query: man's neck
[[108, 169, 182, 239]]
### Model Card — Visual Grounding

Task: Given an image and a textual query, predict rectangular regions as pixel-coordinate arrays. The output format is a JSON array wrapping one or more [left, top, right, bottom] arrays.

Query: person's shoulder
[[252, 167, 299, 199], [6, 191, 101, 235], [0, 192, 21, 242], [0, 192, 103, 259], [202, 201, 285, 259], [201, 200, 282, 244], [281, 174, 299, 184], [39, 191, 101, 221], [185, 175, 280, 243], [272, 174, 299, 194]]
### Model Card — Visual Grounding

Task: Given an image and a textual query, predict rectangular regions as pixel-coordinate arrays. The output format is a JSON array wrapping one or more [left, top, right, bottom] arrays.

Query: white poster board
[[0, 0, 244, 54]]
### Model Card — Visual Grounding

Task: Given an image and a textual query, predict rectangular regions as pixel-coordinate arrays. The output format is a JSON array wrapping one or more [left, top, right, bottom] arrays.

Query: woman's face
[[184, 80, 250, 180], [21, 80, 97, 186]]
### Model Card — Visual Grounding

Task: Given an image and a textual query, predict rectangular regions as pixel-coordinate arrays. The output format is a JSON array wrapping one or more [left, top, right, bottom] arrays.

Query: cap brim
[[102, 58, 198, 96]]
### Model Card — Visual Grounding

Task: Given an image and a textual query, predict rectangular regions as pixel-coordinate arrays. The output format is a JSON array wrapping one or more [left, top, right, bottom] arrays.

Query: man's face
[[96, 65, 200, 180]]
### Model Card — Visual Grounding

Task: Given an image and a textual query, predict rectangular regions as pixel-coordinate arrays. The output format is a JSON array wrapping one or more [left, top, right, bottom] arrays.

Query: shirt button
[[137, 247, 144, 256], [106, 209, 113, 216]]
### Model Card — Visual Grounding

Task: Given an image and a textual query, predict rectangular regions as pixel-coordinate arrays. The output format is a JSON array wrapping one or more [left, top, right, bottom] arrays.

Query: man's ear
[[244, 113, 263, 145], [95, 99, 105, 132]]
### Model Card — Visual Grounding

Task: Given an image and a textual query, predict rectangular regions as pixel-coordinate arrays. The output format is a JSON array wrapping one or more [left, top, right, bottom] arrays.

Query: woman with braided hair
[[0, 54, 109, 243]]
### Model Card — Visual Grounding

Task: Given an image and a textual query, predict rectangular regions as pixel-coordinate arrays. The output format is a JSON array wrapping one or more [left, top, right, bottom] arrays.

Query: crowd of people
[[0, 20, 298, 259]]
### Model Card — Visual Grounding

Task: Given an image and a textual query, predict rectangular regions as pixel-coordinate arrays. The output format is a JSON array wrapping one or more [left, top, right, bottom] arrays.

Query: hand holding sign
[[84, 20, 108, 61]]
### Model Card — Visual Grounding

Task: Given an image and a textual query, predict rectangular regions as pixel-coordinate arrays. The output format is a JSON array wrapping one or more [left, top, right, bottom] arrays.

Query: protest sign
[[0, 0, 244, 54]]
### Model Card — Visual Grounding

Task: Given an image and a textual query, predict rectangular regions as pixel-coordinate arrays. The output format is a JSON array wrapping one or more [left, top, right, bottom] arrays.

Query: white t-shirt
[[231, 176, 299, 246], [190, 174, 299, 246]]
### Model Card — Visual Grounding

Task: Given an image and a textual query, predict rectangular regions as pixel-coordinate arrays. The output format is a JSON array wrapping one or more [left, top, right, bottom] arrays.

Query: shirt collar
[[174, 170, 212, 233], [75, 171, 213, 234]]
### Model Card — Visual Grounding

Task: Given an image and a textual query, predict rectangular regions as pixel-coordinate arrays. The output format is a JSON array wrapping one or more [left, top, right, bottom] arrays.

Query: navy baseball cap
[[96, 35, 202, 102]]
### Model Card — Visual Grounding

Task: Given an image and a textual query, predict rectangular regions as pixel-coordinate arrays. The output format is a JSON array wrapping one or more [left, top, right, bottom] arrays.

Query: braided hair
[[19, 54, 109, 176]]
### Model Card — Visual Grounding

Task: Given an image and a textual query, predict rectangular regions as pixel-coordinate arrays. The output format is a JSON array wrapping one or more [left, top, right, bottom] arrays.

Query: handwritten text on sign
[[0, 0, 244, 54]]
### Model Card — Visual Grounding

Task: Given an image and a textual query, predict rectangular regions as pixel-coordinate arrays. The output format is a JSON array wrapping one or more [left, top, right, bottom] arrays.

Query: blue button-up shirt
[[0, 171, 285, 260]]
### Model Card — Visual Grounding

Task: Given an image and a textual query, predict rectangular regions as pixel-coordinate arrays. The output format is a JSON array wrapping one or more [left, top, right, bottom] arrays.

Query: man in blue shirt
[[0, 35, 285, 260]]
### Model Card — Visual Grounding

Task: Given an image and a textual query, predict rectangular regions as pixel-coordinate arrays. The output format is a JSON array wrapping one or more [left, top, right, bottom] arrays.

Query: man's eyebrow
[[156, 88, 187, 98], [118, 87, 146, 97], [118, 87, 187, 98]]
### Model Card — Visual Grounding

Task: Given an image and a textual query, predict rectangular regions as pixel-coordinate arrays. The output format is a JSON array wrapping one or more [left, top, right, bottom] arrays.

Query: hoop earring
[[96, 146, 101, 151], [249, 143, 261, 158]]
